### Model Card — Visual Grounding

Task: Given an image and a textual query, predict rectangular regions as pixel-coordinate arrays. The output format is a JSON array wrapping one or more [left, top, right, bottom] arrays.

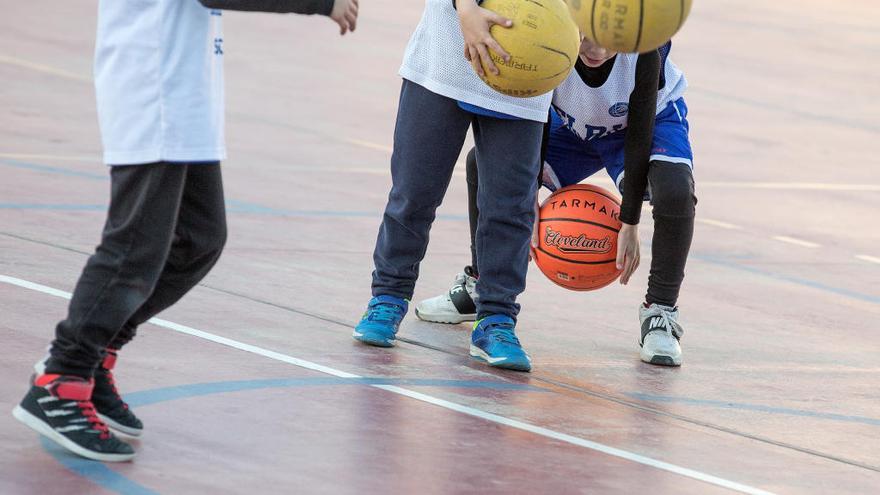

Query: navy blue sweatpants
[[371, 79, 544, 320]]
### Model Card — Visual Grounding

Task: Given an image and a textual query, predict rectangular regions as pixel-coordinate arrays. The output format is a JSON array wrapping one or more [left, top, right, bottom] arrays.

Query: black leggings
[[465, 148, 696, 307]]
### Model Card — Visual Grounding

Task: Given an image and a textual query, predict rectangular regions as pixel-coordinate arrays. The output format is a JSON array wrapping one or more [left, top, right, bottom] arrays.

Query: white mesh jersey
[[399, 0, 552, 123], [551, 48, 687, 142], [95, 0, 225, 165]]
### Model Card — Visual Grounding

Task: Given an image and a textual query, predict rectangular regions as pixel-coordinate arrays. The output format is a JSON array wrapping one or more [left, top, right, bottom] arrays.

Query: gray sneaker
[[639, 303, 684, 366]]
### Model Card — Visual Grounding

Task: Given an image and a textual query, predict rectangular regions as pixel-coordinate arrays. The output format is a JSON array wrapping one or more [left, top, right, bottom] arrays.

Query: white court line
[[342, 138, 392, 153], [855, 255, 880, 265], [0, 274, 773, 495], [697, 218, 743, 230], [0, 54, 90, 83], [772, 236, 821, 248]]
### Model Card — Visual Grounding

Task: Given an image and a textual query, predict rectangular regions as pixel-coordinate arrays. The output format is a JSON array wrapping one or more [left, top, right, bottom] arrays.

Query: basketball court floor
[[1, 1, 878, 493]]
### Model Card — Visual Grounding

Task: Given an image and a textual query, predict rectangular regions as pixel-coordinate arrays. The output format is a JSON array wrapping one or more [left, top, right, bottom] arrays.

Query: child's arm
[[198, 0, 358, 35], [616, 50, 661, 284], [454, 0, 513, 77], [620, 50, 661, 224]]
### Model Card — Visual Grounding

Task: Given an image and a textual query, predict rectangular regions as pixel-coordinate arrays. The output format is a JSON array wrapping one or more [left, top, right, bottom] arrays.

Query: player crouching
[[417, 38, 696, 367]]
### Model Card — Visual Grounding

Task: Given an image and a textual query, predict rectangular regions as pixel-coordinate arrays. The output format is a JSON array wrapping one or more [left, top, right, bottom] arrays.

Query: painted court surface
[[1, 1, 879, 493]]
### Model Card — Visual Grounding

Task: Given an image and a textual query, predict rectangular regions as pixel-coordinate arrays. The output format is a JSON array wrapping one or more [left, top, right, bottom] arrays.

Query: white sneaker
[[639, 303, 684, 366], [415, 267, 478, 324]]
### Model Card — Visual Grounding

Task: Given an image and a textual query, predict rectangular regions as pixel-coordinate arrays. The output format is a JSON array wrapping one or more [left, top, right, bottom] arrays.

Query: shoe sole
[[98, 413, 143, 438], [414, 307, 476, 325], [352, 332, 395, 348], [469, 345, 531, 372], [640, 350, 682, 367], [12, 405, 135, 462]]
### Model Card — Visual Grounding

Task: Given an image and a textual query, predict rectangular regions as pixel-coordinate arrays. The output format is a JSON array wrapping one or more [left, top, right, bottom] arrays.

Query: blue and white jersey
[[95, 0, 225, 165], [551, 44, 687, 143]]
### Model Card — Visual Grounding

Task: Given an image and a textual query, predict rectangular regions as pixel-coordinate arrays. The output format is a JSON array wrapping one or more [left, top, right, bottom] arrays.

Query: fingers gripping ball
[[533, 184, 622, 291], [565, 0, 693, 53], [478, 0, 580, 98]]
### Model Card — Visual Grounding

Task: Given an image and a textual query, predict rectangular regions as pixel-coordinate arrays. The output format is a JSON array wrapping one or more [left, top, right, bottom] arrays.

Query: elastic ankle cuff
[[44, 361, 94, 380]]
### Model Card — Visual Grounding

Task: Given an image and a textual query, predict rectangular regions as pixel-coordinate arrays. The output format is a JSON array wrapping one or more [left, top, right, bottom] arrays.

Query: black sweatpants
[[45, 162, 227, 378], [465, 150, 695, 307]]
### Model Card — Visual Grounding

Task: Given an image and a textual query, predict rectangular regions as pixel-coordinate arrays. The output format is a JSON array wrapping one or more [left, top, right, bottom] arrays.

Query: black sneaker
[[12, 374, 135, 462], [92, 349, 143, 437]]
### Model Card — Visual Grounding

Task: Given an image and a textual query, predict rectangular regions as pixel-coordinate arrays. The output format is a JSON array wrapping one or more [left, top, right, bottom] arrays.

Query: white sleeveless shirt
[[94, 0, 225, 165], [399, 0, 552, 123], [551, 49, 687, 142]]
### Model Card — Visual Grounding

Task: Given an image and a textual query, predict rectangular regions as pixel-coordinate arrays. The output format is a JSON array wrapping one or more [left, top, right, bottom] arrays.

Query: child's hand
[[616, 222, 640, 285], [330, 0, 358, 35], [456, 0, 512, 77]]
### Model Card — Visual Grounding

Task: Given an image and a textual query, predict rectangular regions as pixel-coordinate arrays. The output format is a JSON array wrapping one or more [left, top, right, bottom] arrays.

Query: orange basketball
[[533, 184, 622, 291]]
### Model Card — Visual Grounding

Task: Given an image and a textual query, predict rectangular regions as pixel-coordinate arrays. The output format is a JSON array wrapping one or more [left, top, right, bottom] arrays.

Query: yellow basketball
[[478, 0, 580, 98], [565, 0, 693, 53]]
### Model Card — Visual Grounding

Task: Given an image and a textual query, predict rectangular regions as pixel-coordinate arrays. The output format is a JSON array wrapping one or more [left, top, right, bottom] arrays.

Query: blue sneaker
[[470, 314, 532, 372], [353, 295, 408, 347]]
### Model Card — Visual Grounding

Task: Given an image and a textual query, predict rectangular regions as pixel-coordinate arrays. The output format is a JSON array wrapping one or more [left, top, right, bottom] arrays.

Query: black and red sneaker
[[92, 349, 143, 437], [12, 374, 135, 462]]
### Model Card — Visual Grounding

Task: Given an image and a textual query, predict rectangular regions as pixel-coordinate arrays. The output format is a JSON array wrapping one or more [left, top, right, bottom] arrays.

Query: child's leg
[[602, 99, 695, 307], [465, 147, 480, 275], [646, 162, 696, 307], [109, 164, 228, 350], [411, 147, 481, 325], [371, 80, 471, 299], [643, 99, 696, 307], [471, 117, 544, 320], [465, 111, 597, 281], [596, 99, 693, 365], [45, 163, 191, 378]]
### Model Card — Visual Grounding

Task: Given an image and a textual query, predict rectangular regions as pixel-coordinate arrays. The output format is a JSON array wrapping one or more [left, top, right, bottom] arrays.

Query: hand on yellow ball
[[456, 0, 512, 77]]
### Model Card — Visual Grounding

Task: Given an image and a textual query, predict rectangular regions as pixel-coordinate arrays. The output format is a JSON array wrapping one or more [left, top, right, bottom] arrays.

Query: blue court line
[[692, 254, 880, 305], [0, 203, 105, 211], [0, 159, 467, 221], [40, 376, 876, 494], [38, 376, 540, 494], [40, 438, 159, 495], [689, 87, 880, 134], [627, 393, 880, 427], [3, 157, 877, 304], [225, 199, 468, 221], [0, 158, 108, 180], [0, 201, 468, 221], [124, 377, 544, 408]]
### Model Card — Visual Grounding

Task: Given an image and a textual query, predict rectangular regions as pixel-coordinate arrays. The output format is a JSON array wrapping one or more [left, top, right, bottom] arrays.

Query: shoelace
[[452, 272, 472, 288], [367, 303, 404, 324], [485, 323, 521, 346], [75, 400, 111, 439], [650, 307, 679, 339], [103, 369, 129, 410], [452, 269, 476, 294]]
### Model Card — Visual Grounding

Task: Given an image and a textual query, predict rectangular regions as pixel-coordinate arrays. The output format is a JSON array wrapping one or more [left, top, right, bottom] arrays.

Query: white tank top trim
[[399, 0, 552, 123]]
